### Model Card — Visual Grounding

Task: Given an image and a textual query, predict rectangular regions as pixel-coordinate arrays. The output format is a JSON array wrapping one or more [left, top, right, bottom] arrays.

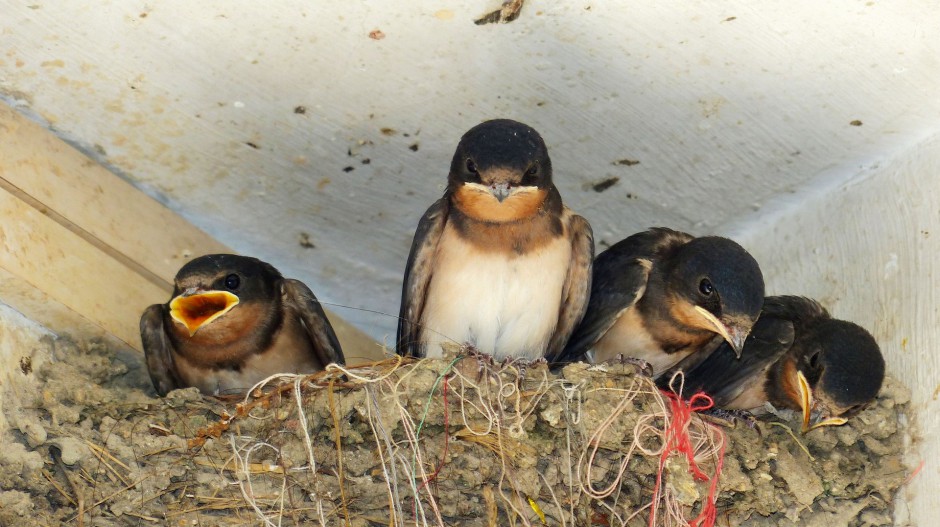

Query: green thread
[[411, 355, 463, 495]]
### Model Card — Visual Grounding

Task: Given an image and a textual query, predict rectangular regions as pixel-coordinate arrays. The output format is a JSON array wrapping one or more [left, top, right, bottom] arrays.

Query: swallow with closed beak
[[553, 228, 764, 376], [396, 119, 593, 360]]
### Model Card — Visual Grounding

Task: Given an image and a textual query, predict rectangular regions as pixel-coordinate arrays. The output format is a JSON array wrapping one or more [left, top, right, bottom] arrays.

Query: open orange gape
[[169, 290, 240, 336]]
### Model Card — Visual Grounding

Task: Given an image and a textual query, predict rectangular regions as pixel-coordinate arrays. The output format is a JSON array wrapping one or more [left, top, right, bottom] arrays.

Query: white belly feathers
[[420, 225, 571, 360]]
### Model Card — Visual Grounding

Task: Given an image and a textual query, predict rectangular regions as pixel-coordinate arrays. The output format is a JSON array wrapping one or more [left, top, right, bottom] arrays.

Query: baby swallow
[[660, 296, 885, 432], [552, 228, 764, 375], [396, 119, 594, 360], [140, 254, 344, 396]]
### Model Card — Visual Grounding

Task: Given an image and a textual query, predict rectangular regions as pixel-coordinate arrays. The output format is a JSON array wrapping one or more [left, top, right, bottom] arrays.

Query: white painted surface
[[3, 0, 939, 341], [1, 1, 939, 522], [726, 133, 940, 524]]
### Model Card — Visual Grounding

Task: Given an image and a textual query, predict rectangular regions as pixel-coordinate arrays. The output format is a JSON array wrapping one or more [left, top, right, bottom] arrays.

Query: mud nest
[[0, 336, 914, 526]]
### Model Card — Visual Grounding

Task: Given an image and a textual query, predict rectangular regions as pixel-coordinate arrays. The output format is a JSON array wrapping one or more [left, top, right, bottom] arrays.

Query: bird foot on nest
[[462, 346, 546, 382], [701, 407, 759, 430], [507, 356, 546, 382], [604, 354, 654, 377], [458, 345, 494, 382]]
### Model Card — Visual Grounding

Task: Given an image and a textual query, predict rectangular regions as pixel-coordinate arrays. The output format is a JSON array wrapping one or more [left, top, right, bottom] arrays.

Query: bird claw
[[508, 356, 544, 381], [605, 354, 654, 377], [702, 407, 758, 429], [459, 344, 494, 382], [509, 357, 528, 380], [460, 345, 546, 383]]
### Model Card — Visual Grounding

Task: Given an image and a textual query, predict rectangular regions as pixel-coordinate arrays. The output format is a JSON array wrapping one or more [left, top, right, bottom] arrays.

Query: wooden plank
[[0, 102, 228, 288], [0, 187, 166, 348], [0, 265, 131, 352]]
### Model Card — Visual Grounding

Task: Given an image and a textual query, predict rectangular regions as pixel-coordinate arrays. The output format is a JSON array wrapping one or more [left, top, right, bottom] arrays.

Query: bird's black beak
[[169, 288, 240, 336]]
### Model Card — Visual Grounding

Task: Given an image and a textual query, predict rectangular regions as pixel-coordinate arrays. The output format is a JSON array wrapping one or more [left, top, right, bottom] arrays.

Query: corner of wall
[[720, 131, 940, 525]]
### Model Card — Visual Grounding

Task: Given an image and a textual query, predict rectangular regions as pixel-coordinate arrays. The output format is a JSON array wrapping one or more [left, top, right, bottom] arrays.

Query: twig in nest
[[187, 357, 409, 449], [539, 471, 566, 527], [65, 475, 151, 524], [767, 422, 815, 461], [50, 445, 86, 527], [193, 457, 285, 474], [41, 469, 76, 506], [123, 510, 160, 522], [328, 380, 352, 527], [453, 427, 536, 467], [164, 496, 248, 516], [484, 485, 498, 526], [84, 440, 133, 487]]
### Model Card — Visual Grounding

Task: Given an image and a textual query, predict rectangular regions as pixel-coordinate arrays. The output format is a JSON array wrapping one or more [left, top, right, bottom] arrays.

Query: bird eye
[[698, 278, 714, 296], [224, 273, 240, 290], [808, 351, 820, 369], [525, 164, 538, 176], [465, 159, 478, 174]]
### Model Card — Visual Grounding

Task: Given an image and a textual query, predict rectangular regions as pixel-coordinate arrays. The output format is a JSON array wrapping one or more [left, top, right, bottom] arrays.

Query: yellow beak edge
[[169, 290, 240, 336], [797, 370, 848, 433]]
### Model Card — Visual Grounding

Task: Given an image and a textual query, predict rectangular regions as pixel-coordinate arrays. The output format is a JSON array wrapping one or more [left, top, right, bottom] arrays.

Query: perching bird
[[140, 254, 344, 396], [552, 228, 764, 376], [659, 295, 885, 432], [396, 119, 594, 360]]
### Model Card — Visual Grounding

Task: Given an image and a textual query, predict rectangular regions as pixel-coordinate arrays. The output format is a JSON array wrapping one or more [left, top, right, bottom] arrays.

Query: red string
[[903, 459, 926, 486], [418, 374, 451, 492], [690, 430, 723, 527], [648, 390, 725, 527], [410, 375, 452, 521]]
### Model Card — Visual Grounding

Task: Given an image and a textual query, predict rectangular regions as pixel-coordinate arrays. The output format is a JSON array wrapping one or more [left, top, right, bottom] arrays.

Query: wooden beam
[[0, 187, 164, 347], [0, 101, 380, 358], [0, 103, 228, 289]]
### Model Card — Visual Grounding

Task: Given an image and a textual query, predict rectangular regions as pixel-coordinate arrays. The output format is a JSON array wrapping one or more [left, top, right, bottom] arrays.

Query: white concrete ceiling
[[3, 0, 939, 341]]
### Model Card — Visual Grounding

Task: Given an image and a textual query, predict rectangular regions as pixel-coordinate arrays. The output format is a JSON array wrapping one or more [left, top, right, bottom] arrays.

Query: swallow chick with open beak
[[660, 295, 885, 433], [552, 228, 764, 376], [396, 119, 594, 360], [140, 254, 345, 396]]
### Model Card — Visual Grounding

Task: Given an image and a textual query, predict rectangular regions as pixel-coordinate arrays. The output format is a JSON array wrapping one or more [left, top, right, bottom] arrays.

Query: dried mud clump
[[0, 337, 914, 526]]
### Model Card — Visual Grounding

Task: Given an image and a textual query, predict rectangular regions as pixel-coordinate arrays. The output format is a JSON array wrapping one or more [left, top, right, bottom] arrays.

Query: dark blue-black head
[[172, 254, 282, 299], [666, 236, 765, 356], [447, 119, 558, 223], [448, 119, 553, 194], [796, 318, 884, 431], [168, 254, 283, 336]]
